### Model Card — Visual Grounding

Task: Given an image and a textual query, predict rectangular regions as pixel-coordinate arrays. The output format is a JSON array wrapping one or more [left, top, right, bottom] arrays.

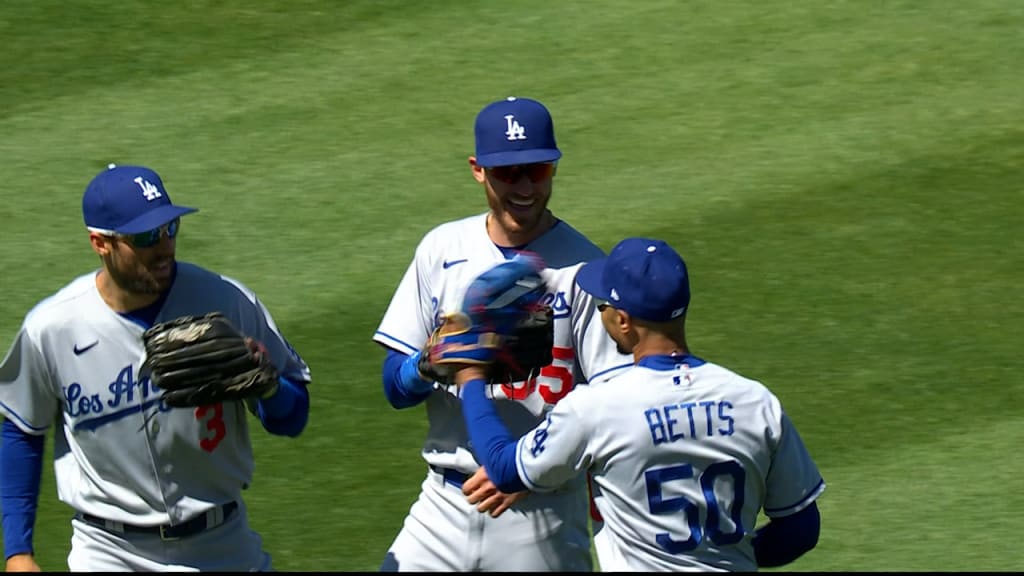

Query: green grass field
[[2, 0, 1022, 571]]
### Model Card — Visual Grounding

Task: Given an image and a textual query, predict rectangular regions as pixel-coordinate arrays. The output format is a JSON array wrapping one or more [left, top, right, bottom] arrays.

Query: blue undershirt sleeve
[[461, 379, 526, 493], [752, 501, 821, 567], [382, 349, 433, 409], [256, 376, 309, 437], [1, 420, 44, 560]]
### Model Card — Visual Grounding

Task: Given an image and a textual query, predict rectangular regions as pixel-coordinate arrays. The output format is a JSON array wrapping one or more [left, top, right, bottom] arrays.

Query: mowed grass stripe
[[795, 416, 1024, 572], [647, 128, 1023, 465], [3, 6, 1019, 335]]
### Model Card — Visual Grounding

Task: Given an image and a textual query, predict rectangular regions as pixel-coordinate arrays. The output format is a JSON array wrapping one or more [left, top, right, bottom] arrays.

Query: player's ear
[[469, 156, 486, 184], [615, 309, 634, 336], [88, 231, 114, 256]]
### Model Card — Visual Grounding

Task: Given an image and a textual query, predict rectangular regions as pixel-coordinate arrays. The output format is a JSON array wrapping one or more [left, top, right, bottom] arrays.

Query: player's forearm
[[752, 501, 821, 567], [459, 378, 527, 493], [1, 420, 44, 559], [255, 376, 309, 437], [382, 349, 433, 409]]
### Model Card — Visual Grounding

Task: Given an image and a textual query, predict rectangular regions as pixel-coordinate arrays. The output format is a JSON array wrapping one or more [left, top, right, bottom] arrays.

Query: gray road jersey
[[0, 262, 310, 525], [517, 360, 826, 571]]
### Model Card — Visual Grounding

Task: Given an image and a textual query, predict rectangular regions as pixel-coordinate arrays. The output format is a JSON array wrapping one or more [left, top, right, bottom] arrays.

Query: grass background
[[1, 0, 1022, 571]]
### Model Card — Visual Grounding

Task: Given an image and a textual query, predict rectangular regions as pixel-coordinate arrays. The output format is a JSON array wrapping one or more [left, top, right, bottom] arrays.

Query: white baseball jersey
[[515, 354, 826, 572], [0, 262, 310, 527], [373, 212, 633, 474]]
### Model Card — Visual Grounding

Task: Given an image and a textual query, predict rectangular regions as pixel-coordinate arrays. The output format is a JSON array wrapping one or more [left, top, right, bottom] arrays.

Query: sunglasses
[[93, 218, 181, 248], [486, 162, 557, 184]]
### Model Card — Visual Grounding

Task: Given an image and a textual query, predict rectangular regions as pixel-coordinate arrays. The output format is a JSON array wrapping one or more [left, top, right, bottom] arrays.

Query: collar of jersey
[[637, 353, 706, 371]]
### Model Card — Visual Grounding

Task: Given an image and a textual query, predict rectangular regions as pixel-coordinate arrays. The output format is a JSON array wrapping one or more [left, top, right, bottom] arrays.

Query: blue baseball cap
[[82, 164, 197, 234], [474, 96, 562, 168], [576, 238, 691, 322]]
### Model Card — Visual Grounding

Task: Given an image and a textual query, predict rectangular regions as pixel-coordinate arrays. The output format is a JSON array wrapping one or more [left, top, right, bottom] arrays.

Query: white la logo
[[504, 114, 526, 141], [134, 176, 162, 201]]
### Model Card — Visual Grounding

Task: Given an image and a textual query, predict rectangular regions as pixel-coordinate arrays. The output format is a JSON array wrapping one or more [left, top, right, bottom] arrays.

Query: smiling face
[[470, 157, 557, 247]]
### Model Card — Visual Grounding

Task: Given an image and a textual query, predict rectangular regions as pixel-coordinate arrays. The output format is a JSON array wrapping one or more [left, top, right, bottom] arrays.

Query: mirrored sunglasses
[[99, 218, 180, 248], [487, 162, 557, 184]]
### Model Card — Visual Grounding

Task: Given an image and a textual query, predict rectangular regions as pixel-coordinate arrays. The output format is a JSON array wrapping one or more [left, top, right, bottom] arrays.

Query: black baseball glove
[[141, 312, 279, 407]]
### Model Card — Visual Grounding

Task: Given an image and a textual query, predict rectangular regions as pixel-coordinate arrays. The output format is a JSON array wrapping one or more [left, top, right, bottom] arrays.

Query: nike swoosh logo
[[73, 341, 99, 356], [443, 259, 468, 269]]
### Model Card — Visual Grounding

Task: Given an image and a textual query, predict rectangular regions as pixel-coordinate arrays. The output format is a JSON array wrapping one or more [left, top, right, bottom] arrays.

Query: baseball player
[[0, 164, 312, 572], [372, 96, 633, 571], [453, 238, 826, 571]]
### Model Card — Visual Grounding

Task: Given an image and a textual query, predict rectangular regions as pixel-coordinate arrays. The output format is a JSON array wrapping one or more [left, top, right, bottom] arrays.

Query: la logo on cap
[[135, 177, 162, 201], [505, 114, 526, 141]]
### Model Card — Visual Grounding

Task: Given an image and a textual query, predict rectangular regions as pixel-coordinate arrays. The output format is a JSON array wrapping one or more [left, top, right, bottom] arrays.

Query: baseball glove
[[141, 312, 279, 408], [421, 253, 549, 383], [419, 304, 554, 385]]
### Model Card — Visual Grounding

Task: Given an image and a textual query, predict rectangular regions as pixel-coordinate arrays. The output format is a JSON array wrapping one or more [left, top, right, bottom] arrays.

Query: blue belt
[[77, 501, 238, 541], [430, 464, 470, 488]]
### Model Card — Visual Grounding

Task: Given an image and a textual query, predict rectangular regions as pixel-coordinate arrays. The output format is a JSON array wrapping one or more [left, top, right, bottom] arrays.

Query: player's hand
[[454, 365, 489, 387], [462, 466, 529, 518], [5, 553, 41, 572]]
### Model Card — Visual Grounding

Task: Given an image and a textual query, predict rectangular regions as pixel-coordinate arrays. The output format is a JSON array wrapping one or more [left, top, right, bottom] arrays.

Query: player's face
[[95, 220, 179, 294], [598, 302, 635, 356], [471, 157, 555, 244]]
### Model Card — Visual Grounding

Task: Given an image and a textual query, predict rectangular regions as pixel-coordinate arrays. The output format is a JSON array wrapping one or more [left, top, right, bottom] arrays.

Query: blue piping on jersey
[[514, 419, 562, 492], [0, 401, 47, 433], [495, 246, 526, 259], [373, 331, 418, 356], [587, 362, 633, 382], [636, 354, 706, 371], [764, 477, 825, 515], [72, 398, 164, 432]]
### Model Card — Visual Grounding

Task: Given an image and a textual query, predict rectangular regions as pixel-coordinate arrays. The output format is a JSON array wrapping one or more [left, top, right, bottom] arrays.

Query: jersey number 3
[[500, 346, 574, 403], [195, 403, 227, 453], [645, 460, 746, 553]]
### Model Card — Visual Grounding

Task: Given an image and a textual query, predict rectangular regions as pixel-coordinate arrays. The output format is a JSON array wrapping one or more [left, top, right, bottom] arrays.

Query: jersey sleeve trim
[[0, 401, 48, 434], [372, 331, 419, 356], [765, 478, 826, 517], [515, 437, 561, 493]]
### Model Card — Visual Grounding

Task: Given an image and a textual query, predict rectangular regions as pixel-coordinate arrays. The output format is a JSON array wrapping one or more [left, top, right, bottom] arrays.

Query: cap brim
[[576, 257, 611, 302], [115, 205, 198, 234], [476, 148, 562, 168]]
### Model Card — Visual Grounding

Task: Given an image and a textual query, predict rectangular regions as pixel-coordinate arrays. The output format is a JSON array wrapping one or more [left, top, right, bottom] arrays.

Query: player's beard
[[486, 186, 554, 243], [103, 251, 174, 295]]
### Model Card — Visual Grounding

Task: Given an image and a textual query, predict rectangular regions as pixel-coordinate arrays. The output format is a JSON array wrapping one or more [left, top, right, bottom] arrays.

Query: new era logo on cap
[[576, 238, 691, 323], [474, 96, 562, 167], [82, 164, 198, 235]]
